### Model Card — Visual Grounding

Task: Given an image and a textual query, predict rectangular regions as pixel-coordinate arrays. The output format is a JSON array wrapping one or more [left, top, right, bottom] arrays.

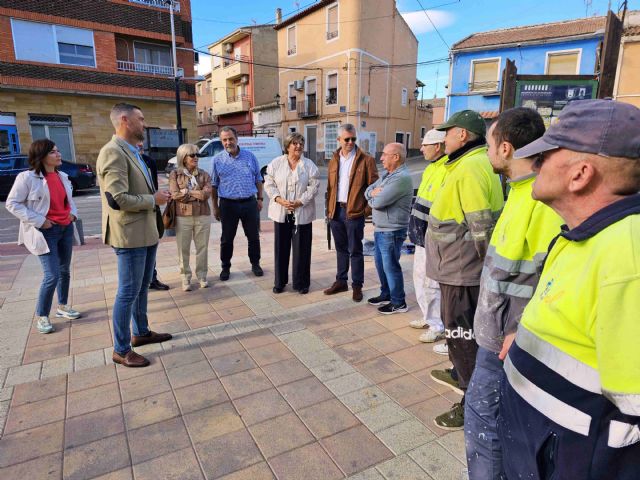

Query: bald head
[[381, 142, 406, 173]]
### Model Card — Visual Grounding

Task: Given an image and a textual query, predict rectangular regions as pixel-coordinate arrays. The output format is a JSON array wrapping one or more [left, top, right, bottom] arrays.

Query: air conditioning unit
[[294, 80, 304, 91], [223, 43, 233, 53], [240, 74, 249, 84]]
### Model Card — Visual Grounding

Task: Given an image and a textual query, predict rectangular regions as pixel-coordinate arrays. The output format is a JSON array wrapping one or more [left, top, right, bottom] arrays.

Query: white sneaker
[[419, 328, 445, 343], [433, 343, 449, 355], [182, 282, 192, 292], [56, 304, 81, 319], [409, 319, 428, 329], [199, 279, 209, 288], [36, 316, 55, 334]]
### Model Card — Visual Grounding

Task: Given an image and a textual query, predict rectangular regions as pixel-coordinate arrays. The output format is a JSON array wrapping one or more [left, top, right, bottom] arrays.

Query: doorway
[[305, 125, 317, 162]]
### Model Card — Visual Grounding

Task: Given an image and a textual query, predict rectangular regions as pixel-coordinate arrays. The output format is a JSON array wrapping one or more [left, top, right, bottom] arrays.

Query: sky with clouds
[[191, 0, 634, 98]]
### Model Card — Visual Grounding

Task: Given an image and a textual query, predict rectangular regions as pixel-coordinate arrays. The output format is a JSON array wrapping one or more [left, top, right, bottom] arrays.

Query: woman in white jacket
[[6, 139, 81, 334], [264, 132, 320, 294]]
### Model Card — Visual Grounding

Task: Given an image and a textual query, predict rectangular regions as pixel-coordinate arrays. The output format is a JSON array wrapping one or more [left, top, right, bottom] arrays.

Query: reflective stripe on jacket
[[473, 175, 563, 353], [425, 144, 503, 286], [506, 194, 640, 449], [408, 155, 448, 246]]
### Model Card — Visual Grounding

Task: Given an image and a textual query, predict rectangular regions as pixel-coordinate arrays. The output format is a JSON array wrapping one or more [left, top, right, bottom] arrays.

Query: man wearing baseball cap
[[425, 110, 504, 429], [404, 129, 448, 346], [498, 99, 640, 479]]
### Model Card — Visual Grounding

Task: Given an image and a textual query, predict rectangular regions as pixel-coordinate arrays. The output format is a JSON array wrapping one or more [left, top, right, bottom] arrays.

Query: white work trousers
[[413, 245, 443, 331]]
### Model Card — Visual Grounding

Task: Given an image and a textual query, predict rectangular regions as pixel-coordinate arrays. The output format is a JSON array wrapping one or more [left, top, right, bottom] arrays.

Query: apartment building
[[275, 0, 431, 162], [614, 11, 640, 108], [0, 0, 197, 164], [196, 72, 216, 137], [206, 25, 278, 136]]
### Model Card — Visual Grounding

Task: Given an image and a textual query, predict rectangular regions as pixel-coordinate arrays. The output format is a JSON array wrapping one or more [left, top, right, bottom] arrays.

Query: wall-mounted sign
[[515, 79, 598, 128], [148, 129, 180, 149]]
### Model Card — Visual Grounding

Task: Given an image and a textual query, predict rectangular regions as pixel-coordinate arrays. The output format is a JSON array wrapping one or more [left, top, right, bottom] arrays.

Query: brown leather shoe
[[352, 286, 363, 302], [112, 350, 150, 368], [131, 330, 173, 347], [323, 281, 348, 295]]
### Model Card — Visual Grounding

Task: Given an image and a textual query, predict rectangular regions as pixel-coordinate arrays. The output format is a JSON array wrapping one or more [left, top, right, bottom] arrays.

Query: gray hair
[[219, 126, 238, 138], [338, 123, 356, 137], [463, 129, 481, 143], [283, 132, 305, 152], [176, 143, 199, 169], [110, 103, 141, 129]]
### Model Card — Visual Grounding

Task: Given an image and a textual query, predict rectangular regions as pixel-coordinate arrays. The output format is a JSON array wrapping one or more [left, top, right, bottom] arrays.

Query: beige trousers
[[175, 215, 211, 282]]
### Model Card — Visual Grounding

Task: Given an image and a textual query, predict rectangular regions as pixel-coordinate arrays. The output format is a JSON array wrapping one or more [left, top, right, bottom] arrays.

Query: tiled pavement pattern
[[0, 220, 467, 479]]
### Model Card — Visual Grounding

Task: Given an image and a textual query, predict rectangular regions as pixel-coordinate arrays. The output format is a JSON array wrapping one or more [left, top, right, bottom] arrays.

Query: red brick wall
[[95, 31, 118, 73], [0, 15, 14, 62]]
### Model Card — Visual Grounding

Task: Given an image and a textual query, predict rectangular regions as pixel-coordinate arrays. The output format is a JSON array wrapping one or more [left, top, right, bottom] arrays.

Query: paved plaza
[[0, 221, 466, 479]]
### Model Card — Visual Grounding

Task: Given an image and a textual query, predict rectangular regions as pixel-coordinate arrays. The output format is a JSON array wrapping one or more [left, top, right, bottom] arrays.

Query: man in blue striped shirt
[[211, 126, 264, 281]]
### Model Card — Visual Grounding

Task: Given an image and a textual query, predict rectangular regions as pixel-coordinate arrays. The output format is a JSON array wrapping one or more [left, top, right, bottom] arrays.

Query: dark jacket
[[326, 146, 378, 220]]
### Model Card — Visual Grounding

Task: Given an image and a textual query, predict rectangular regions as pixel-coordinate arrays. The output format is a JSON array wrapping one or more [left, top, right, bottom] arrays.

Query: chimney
[[275, 8, 282, 24]]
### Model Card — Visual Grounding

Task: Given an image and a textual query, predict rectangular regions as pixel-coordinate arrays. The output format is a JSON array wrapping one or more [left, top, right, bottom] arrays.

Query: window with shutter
[[546, 51, 580, 75], [470, 59, 500, 92]]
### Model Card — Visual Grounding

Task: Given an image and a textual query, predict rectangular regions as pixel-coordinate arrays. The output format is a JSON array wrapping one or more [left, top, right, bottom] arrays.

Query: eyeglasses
[[187, 153, 198, 158], [48, 149, 61, 155], [342, 137, 357, 143]]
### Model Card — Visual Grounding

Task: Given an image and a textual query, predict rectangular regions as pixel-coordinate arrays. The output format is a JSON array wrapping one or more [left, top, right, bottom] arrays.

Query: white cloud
[[400, 9, 454, 35]]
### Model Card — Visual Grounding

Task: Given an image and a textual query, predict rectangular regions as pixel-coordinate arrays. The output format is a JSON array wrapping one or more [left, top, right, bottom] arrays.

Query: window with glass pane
[[324, 122, 339, 159], [58, 42, 95, 66], [327, 73, 338, 104], [471, 60, 499, 91], [287, 26, 296, 54], [547, 52, 579, 75], [327, 5, 338, 39], [288, 84, 296, 111], [30, 116, 74, 162], [134, 43, 172, 67]]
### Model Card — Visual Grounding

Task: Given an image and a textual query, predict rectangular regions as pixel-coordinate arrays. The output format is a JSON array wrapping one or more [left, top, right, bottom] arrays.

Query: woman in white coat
[[6, 139, 81, 334], [264, 132, 320, 294]]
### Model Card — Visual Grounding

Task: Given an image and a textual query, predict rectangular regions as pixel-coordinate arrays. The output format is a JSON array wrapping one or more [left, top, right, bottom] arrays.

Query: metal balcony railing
[[227, 94, 250, 103], [117, 60, 183, 77], [297, 99, 318, 118], [287, 46, 297, 55], [326, 30, 338, 40], [128, 0, 180, 12], [223, 54, 250, 67]]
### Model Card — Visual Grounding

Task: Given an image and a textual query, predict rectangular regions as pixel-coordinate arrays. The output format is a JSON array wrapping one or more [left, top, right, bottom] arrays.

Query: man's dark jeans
[[329, 204, 365, 288], [219, 197, 261, 269]]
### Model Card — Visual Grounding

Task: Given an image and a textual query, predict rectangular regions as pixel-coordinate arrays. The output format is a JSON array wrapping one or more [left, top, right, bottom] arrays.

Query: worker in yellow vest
[[499, 99, 640, 479], [465, 108, 563, 480]]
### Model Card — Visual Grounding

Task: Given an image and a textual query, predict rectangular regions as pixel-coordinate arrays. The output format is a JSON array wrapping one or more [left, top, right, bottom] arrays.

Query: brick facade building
[[0, 0, 196, 165]]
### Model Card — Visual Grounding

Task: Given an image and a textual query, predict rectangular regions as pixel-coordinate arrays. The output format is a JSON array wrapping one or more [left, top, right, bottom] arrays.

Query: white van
[[165, 136, 283, 179]]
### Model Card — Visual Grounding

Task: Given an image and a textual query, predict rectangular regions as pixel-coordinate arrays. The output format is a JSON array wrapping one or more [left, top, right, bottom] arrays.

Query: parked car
[[0, 154, 96, 198], [165, 136, 283, 179]]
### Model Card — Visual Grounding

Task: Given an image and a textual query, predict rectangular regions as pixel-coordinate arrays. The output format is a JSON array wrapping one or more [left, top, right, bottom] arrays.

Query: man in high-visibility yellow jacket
[[465, 108, 563, 480], [406, 129, 449, 345], [499, 99, 640, 479], [425, 110, 504, 430]]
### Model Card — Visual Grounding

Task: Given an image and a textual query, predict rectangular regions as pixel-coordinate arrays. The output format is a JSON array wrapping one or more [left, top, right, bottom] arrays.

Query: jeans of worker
[[112, 244, 157, 355], [373, 229, 407, 305], [440, 283, 480, 389], [176, 215, 211, 282], [36, 223, 74, 316], [274, 217, 312, 290], [413, 245, 443, 330], [219, 197, 261, 269], [329, 204, 365, 287], [465, 347, 506, 480]]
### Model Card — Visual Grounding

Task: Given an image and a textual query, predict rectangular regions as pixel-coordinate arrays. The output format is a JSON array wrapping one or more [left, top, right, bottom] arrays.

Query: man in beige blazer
[[97, 103, 172, 367]]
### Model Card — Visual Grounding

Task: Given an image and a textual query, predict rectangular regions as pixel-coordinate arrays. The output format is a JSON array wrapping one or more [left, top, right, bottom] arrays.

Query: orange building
[[0, 0, 197, 164]]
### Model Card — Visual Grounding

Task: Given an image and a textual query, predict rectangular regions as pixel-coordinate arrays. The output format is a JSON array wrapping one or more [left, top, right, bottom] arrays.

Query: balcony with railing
[[117, 60, 183, 77], [297, 98, 318, 118], [215, 94, 250, 115], [468, 80, 501, 94], [326, 30, 338, 40], [128, 0, 180, 12], [223, 55, 250, 80]]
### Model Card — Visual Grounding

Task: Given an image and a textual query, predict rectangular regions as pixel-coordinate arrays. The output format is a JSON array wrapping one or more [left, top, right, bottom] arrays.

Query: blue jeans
[[37, 223, 74, 316], [112, 244, 157, 355], [464, 347, 506, 480], [330, 205, 365, 287], [373, 229, 407, 305]]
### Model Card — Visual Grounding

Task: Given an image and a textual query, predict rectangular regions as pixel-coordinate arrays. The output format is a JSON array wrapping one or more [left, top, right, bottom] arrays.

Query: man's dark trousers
[[329, 203, 364, 287], [219, 197, 260, 269]]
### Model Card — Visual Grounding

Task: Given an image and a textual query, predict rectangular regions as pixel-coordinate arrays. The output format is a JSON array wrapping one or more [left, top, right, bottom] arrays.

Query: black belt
[[337, 202, 347, 208], [221, 196, 254, 203]]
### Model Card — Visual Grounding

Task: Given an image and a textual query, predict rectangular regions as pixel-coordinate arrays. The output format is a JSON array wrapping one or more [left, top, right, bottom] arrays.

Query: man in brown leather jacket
[[324, 124, 379, 302]]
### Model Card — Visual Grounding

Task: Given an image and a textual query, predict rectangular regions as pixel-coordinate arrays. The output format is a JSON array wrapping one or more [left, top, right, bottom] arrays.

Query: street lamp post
[[167, 0, 183, 145]]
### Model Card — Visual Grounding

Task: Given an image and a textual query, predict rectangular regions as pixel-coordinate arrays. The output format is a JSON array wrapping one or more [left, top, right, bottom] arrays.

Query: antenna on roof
[[584, 0, 593, 16]]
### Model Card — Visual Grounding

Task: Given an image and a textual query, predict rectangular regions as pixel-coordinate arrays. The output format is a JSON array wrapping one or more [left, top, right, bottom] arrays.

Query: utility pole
[[168, 0, 183, 145]]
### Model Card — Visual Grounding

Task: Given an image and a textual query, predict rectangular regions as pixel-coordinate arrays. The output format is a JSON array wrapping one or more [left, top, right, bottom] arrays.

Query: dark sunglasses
[[187, 153, 198, 158], [342, 137, 357, 143]]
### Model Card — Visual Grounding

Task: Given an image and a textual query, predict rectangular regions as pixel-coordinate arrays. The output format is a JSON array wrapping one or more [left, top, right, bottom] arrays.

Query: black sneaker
[[220, 269, 230, 281], [367, 295, 391, 306], [251, 264, 264, 277], [377, 302, 409, 315]]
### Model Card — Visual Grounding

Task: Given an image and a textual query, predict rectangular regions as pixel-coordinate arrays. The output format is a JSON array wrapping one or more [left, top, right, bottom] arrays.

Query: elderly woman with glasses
[[169, 144, 212, 291], [264, 132, 320, 294]]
